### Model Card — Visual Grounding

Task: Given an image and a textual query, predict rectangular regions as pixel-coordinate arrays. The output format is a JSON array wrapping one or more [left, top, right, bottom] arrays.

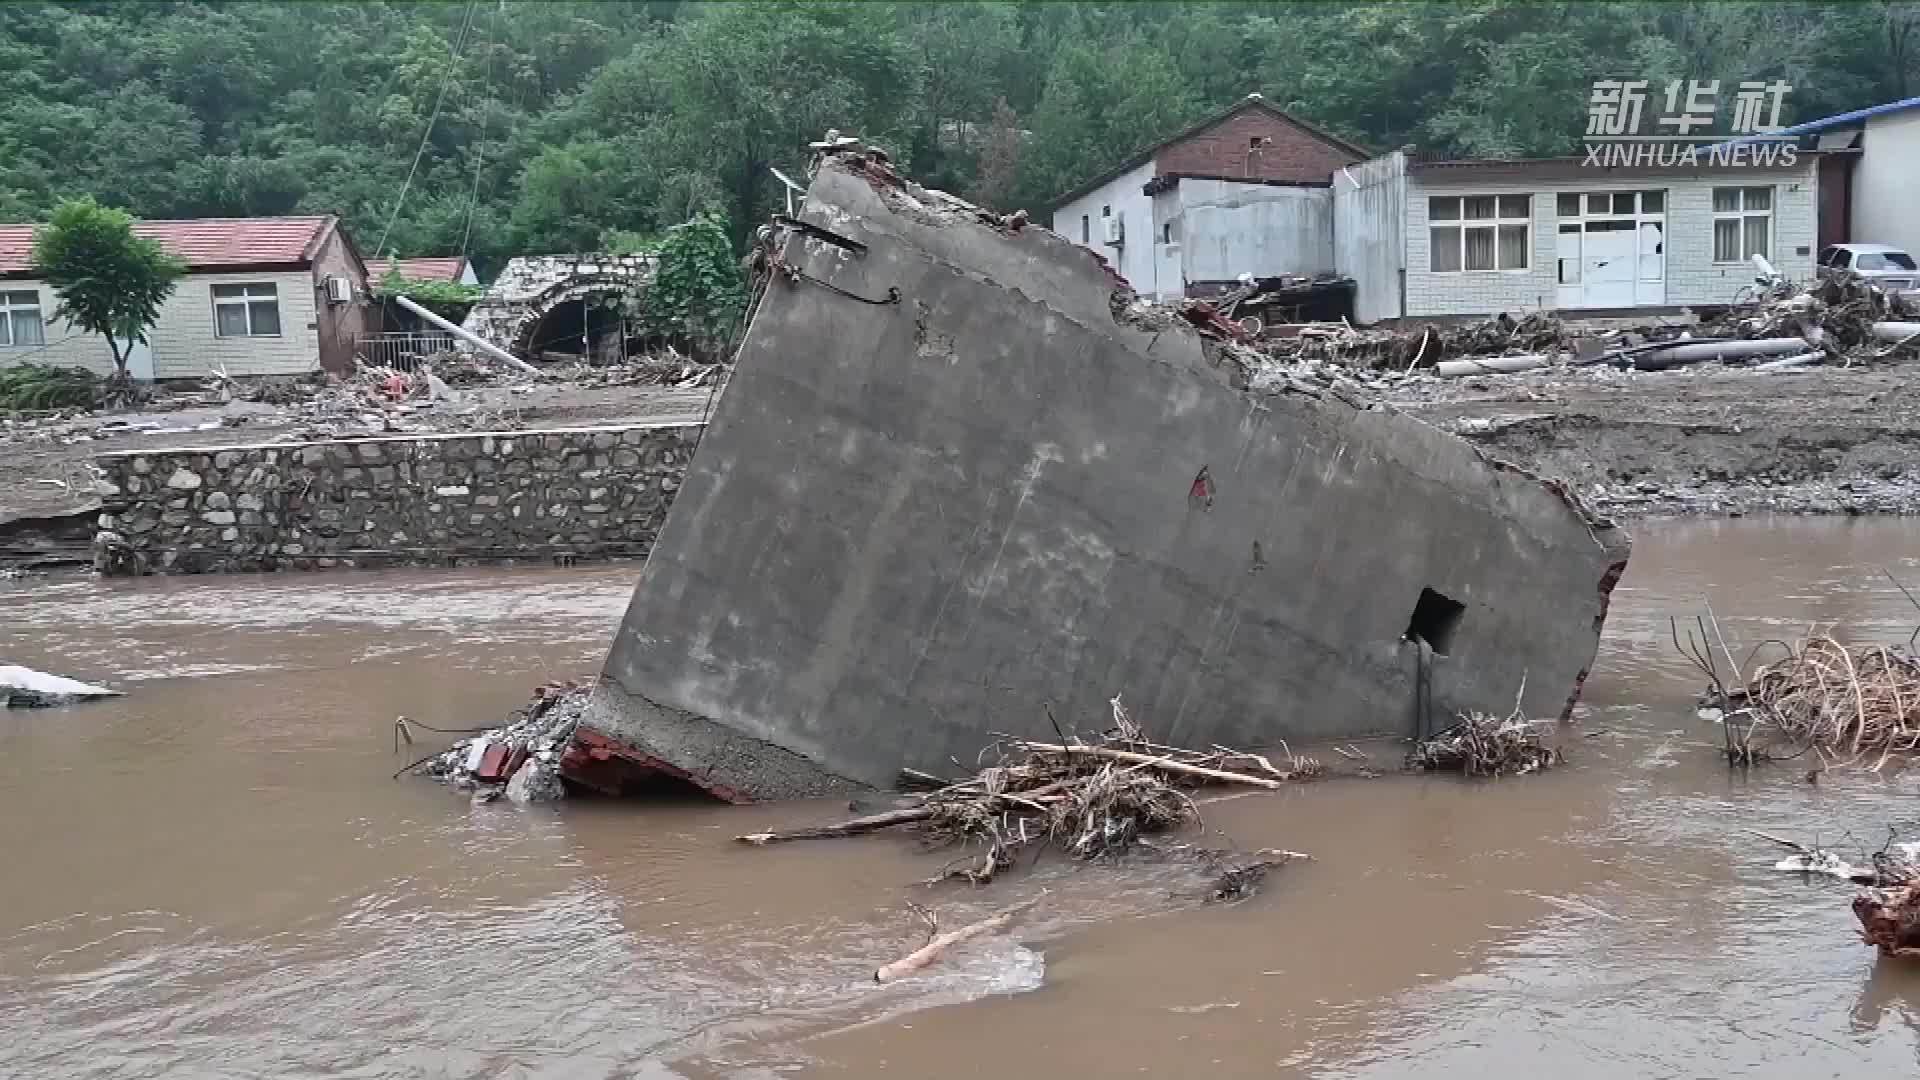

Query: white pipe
[[394, 295, 544, 378], [1435, 354, 1550, 378], [1753, 352, 1823, 373], [1872, 321, 1920, 343], [1632, 337, 1809, 371]]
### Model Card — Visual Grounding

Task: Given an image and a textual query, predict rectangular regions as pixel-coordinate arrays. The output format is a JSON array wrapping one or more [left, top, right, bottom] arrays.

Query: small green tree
[[641, 212, 746, 358], [30, 198, 185, 379]]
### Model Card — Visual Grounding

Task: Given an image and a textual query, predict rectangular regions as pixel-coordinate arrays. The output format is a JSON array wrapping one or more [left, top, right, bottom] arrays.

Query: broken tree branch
[[736, 805, 936, 845], [1012, 742, 1283, 788], [873, 893, 1044, 983]]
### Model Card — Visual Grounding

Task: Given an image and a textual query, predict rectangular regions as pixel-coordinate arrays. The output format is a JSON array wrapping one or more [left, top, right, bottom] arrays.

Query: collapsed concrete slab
[[569, 152, 1631, 800]]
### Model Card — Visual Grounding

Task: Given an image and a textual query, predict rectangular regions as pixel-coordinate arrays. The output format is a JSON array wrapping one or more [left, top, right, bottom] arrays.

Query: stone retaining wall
[[92, 423, 700, 574]]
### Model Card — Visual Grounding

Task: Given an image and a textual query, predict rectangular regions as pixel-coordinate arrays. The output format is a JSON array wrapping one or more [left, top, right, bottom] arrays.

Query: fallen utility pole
[[394, 295, 545, 378], [1629, 336, 1811, 371], [1435, 354, 1550, 378]]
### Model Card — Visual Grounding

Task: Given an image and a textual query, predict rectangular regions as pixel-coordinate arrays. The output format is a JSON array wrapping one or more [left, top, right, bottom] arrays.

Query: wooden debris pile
[[1681, 600, 1920, 767], [1256, 312, 1570, 373], [737, 698, 1321, 884], [1408, 710, 1560, 776], [1741, 637, 1920, 764], [1707, 272, 1912, 351]]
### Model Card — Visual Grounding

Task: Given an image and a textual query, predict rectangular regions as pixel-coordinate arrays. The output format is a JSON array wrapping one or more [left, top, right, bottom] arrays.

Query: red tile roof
[[380, 256, 469, 282], [0, 215, 337, 275]]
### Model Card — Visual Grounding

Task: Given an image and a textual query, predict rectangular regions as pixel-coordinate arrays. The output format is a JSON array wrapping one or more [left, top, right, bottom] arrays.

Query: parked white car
[[1818, 243, 1919, 294]]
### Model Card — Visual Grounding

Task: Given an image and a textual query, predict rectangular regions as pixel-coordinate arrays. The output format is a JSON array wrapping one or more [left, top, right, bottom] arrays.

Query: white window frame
[[0, 289, 45, 348], [1555, 190, 1667, 286], [1428, 194, 1532, 274], [1712, 186, 1773, 264], [212, 282, 283, 338]]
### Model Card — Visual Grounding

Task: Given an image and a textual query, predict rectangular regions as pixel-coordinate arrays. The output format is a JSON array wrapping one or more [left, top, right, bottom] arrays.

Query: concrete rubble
[[415, 681, 585, 802], [561, 146, 1633, 801]]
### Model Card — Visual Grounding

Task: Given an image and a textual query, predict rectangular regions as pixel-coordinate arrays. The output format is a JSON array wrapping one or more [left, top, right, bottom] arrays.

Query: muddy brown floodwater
[[6, 519, 1920, 1078]]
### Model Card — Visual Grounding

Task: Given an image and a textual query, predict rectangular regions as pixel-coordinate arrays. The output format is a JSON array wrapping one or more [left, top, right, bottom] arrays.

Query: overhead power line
[[373, 0, 479, 259]]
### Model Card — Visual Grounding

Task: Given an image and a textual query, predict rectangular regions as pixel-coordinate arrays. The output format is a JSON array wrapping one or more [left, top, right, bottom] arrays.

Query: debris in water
[[1749, 828, 1920, 958], [1202, 849, 1312, 903], [1739, 637, 1920, 763], [412, 681, 587, 798], [1683, 579, 1920, 767], [1856, 875, 1920, 958], [1, 665, 120, 707], [873, 892, 1044, 983], [737, 698, 1317, 886], [1407, 709, 1560, 776]]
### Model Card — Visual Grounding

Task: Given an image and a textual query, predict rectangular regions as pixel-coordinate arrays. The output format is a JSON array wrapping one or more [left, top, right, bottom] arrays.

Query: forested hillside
[[3, 1, 1914, 271]]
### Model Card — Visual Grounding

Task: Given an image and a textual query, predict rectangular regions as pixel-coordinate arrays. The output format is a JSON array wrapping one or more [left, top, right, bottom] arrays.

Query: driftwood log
[[736, 805, 935, 845], [874, 894, 1044, 983], [1013, 743, 1285, 788]]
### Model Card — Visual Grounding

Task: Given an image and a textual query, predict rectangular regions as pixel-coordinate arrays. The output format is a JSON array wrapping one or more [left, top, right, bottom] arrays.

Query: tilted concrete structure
[[566, 153, 1631, 800]]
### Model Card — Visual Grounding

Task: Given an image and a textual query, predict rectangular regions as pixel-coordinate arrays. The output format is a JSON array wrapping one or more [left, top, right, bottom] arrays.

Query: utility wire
[[374, 0, 479, 259], [458, 0, 497, 263]]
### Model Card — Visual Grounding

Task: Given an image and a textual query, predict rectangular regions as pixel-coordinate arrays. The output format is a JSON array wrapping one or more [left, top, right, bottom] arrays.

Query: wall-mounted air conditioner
[[1103, 215, 1125, 246], [325, 276, 353, 304]]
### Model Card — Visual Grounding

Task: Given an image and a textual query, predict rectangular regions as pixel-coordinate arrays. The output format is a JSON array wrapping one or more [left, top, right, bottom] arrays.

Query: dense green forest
[[4, 1, 1915, 272]]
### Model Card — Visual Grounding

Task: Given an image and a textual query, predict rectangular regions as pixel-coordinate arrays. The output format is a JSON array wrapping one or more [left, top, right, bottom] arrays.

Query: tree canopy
[[2, 1, 1914, 272], [29, 198, 185, 377]]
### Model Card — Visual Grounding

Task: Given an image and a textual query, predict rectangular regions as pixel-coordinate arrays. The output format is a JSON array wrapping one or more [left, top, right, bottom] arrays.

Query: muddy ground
[[0, 382, 716, 560], [7, 358, 1917, 567], [1383, 361, 1920, 518]]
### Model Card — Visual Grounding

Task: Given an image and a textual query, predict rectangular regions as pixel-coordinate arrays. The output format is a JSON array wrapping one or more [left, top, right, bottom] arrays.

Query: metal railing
[[353, 330, 459, 372]]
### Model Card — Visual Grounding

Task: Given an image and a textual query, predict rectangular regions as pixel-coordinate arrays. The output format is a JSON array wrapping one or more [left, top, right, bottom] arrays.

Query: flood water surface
[[6, 520, 1920, 1077]]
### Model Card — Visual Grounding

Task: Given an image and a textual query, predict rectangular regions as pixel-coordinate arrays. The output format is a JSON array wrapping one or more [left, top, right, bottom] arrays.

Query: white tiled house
[[0, 215, 374, 379], [1329, 152, 1820, 321]]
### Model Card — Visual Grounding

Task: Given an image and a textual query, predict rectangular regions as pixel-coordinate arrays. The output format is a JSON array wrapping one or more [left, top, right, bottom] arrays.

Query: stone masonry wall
[[92, 423, 700, 574]]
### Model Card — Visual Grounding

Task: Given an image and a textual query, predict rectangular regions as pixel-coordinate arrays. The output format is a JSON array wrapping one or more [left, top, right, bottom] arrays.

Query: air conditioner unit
[[1103, 215, 1125, 246], [325, 275, 353, 304]]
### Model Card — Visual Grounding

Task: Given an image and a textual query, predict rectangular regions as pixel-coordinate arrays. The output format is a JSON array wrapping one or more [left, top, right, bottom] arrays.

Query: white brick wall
[[0, 269, 321, 379], [1405, 164, 1818, 316], [1052, 162, 1166, 297]]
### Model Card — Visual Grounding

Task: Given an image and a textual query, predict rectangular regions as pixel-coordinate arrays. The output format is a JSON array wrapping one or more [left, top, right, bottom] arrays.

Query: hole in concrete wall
[[1404, 587, 1465, 654]]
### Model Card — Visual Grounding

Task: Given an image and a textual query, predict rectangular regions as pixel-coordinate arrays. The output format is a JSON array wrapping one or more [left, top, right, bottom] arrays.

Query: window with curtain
[[0, 290, 45, 347], [1429, 194, 1531, 272], [212, 283, 281, 337], [1712, 186, 1772, 263]]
